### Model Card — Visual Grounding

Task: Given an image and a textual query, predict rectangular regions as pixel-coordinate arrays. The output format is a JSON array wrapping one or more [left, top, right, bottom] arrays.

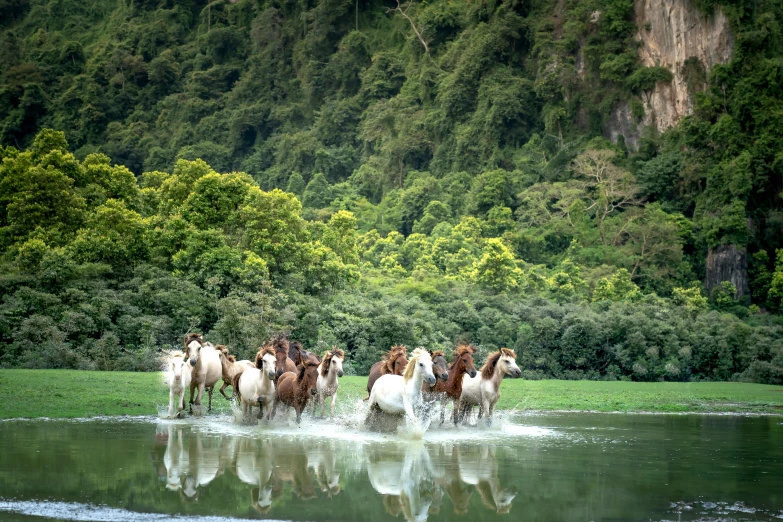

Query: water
[[0, 412, 781, 521]]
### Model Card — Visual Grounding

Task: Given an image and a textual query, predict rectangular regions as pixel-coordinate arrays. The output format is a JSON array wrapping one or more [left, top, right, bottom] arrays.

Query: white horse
[[367, 347, 436, 430], [307, 440, 341, 497], [166, 351, 191, 418], [181, 431, 222, 501], [459, 348, 521, 425], [184, 336, 222, 414], [312, 348, 344, 418], [458, 445, 518, 514], [367, 444, 435, 522], [235, 346, 277, 424], [163, 425, 187, 491], [235, 438, 276, 514]]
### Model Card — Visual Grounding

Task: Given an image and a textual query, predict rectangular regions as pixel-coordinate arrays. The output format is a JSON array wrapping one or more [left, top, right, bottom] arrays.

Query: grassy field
[[0, 370, 781, 419]]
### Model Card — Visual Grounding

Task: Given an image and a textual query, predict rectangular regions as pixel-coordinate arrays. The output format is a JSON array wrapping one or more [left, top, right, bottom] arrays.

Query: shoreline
[[1, 370, 781, 419]]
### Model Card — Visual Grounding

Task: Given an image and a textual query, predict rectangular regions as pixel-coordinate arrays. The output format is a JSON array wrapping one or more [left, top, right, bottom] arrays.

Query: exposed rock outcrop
[[635, 0, 734, 131], [607, 0, 734, 147], [705, 245, 750, 301]]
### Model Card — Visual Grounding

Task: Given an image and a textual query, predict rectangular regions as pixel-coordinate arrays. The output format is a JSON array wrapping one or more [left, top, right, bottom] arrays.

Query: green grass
[[0, 371, 781, 419]]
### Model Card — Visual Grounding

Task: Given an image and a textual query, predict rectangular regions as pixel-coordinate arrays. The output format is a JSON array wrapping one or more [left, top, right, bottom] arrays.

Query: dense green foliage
[[1, 0, 783, 382]]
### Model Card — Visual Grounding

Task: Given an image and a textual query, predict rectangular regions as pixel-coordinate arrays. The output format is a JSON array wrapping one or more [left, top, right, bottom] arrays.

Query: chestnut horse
[[365, 345, 408, 398], [274, 359, 320, 423], [434, 344, 477, 425]]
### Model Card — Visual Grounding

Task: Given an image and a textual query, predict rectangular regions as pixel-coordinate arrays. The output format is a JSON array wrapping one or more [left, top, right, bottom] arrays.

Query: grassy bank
[[0, 370, 781, 419]]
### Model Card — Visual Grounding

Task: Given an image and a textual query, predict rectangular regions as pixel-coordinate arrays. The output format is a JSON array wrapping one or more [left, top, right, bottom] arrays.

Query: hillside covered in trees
[[0, 0, 782, 382]]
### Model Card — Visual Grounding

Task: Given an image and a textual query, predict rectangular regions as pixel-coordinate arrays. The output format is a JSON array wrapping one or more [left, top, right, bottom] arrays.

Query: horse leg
[[452, 399, 460, 426], [207, 385, 214, 412], [179, 389, 186, 417], [330, 392, 337, 418], [168, 388, 175, 418], [219, 381, 230, 400], [189, 382, 196, 412], [256, 396, 264, 420], [295, 406, 302, 424], [439, 396, 446, 425]]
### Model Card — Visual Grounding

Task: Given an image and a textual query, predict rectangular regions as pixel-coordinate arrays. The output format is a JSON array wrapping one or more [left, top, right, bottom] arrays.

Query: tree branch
[[388, 0, 428, 54]]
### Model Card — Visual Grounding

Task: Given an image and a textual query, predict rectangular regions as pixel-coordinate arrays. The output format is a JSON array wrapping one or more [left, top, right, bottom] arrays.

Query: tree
[[302, 173, 332, 209], [470, 238, 522, 292], [572, 149, 642, 245]]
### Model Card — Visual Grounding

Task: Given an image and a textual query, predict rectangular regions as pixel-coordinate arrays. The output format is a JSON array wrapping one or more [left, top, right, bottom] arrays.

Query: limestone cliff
[[608, 0, 734, 147]]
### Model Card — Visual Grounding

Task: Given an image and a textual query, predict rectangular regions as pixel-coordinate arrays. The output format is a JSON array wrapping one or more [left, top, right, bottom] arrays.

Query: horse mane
[[480, 348, 516, 379], [431, 350, 446, 359], [320, 347, 345, 376], [228, 354, 236, 362], [167, 350, 185, 361], [255, 345, 276, 368], [450, 344, 477, 369], [384, 345, 407, 373], [402, 347, 430, 383]]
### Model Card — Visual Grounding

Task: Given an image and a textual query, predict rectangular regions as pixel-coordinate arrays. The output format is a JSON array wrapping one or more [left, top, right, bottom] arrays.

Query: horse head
[[404, 348, 436, 386], [288, 340, 303, 364], [430, 350, 449, 382], [266, 337, 290, 377], [498, 348, 521, 378], [387, 346, 409, 376], [454, 344, 478, 378], [299, 360, 320, 396], [322, 347, 345, 378], [185, 340, 202, 367], [256, 346, 277, 381], [170, 353, 188, 382]]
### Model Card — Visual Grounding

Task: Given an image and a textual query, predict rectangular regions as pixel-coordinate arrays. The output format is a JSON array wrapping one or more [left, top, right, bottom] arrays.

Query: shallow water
[[0, 411, 781, 521]]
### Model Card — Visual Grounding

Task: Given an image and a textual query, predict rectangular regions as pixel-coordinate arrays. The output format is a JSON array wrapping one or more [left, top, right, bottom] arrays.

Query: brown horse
[[365, 345, 408, 398], [266, 337, 295, 381], [434, 344, 477, 425], [274, 359, 320, 423], [289, 340, 320, 366], [422, 350, 449, 396]]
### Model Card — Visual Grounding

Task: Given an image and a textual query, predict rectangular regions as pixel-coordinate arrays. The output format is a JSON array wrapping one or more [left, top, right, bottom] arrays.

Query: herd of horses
[[164, 333, 522, 430]]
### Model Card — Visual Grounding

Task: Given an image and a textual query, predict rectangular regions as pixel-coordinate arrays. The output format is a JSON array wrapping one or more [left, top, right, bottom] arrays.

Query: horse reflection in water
[[367, 444, 436, 522], [158, 427, 514, 519], [160, 425, 223, 500], [234, 438, 281, 514], [232, 438, 341, 513], [434, 444, 518, 516]]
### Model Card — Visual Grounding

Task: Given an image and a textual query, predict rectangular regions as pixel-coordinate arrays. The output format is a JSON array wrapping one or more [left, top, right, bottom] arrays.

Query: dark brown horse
[[435, 344, 477, 425], [422, 350, 449, 395], [274, 359, 320, 423], [289, 341, 320, 366], [365, 345, 408, 398]]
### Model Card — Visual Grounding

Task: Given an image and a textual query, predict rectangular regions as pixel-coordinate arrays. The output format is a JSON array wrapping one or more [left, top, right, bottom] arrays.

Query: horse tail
[[232, 373, 243, 402]]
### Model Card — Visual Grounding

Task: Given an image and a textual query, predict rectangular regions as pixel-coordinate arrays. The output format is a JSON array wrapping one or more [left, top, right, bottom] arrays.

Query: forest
[[0, 0, 782, 383]]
